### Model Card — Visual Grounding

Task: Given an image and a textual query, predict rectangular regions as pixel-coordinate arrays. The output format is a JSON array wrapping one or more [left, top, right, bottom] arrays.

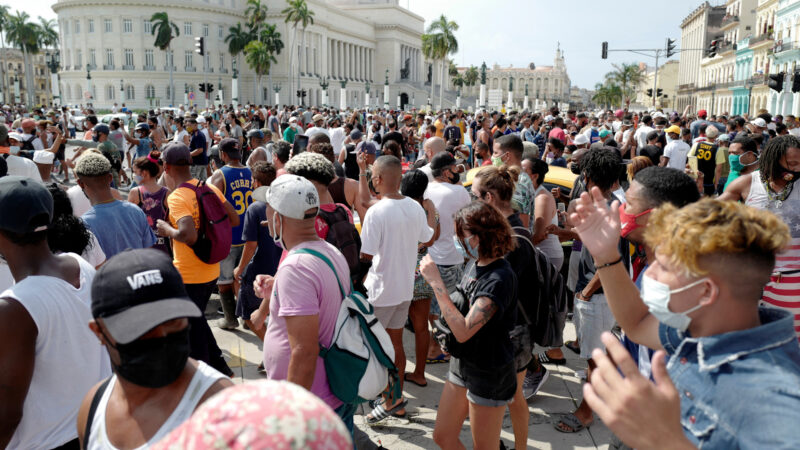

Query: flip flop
[[538, 352, 567, 365], [404, 373, 428, 387], [366, 398, 408, 424], [426, 353, 450, 364], [553, 413, 591, 433], [564, 340, 581, 355]]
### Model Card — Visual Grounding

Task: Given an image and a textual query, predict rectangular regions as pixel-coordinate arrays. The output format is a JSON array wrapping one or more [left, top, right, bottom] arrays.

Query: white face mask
[[641, 274, 709, 331], [8, 145, 20, 155], [270, 211, 284, 249]]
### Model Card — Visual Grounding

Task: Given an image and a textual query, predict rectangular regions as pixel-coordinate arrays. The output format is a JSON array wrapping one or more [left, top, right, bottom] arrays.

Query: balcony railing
[[185, 66, 196, 72], [102, 64, 115, 70], [163, 65, 176, 71], [749, 33, 773, 46], [678, 83, 696, 91], [774, 40, 794, 53], [122, 64, 135, 70], [143, 65, 156, 71], [721, 15, 740, 27], [219, 68, 228, 74]]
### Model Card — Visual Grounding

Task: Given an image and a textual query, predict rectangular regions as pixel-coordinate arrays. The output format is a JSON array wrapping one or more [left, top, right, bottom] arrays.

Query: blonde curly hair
[[75, 151, 111, 177], [645, 198, 790, 286]]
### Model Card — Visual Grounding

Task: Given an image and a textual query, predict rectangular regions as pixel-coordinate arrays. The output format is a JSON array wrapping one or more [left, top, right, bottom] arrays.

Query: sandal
[[553, 413, 592, 433], [365, 398, 408, 424], [564, 340, 581, 355], [426, 353, 450, 364], [538, 352, 566, 365], [404, 373, 427, 387]]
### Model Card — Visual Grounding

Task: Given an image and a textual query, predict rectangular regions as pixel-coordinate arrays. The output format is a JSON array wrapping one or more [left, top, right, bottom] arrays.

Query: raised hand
[[569, 186, 621, 264]]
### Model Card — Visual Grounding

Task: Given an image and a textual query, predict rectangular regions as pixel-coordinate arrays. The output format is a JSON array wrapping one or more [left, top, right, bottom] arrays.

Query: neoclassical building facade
[[53, 0, 428, 109]]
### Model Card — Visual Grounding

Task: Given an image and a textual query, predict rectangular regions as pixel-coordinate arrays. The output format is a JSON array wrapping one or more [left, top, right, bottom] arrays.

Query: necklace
[[765, 179, 793, 209]]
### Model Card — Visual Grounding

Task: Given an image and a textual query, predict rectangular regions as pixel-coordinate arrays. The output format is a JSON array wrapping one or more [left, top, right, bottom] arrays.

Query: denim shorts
[[218, 245, 244, 285], [430, 263, 463, 317], [448, 357, 516, 407], [574, 293, 617, 359]]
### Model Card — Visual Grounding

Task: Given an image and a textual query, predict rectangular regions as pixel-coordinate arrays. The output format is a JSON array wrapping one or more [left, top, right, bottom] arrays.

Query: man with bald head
[[360, 155, 434, 422], [418, 136, 446, 181]]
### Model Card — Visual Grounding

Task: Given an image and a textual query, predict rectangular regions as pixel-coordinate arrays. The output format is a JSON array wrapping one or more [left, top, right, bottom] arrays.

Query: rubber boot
[[216, 289, 238, 330]]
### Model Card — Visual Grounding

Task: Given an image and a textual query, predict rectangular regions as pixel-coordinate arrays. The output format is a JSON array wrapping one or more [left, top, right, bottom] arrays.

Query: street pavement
[[207, 295, 614, 450]]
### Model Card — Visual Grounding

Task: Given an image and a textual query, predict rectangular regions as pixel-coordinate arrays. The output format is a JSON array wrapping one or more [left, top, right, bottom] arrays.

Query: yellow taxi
[[462, 164, 578, 198]]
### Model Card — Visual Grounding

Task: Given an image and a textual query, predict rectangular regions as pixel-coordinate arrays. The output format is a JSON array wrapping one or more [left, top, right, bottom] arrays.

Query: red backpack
[[180, 181, 232, 264]]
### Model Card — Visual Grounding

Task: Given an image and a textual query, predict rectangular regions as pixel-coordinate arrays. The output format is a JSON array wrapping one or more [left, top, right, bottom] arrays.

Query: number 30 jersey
[[221, 165, 253, 246]]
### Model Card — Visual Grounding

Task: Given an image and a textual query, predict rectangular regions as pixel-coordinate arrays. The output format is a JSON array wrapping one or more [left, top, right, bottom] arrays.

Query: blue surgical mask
[[8, 145, 20, 155], [171, 125, 177, 132], [457, 235, 479, 260], [641, 274, 708, 331], [133, 174, 143, 184]]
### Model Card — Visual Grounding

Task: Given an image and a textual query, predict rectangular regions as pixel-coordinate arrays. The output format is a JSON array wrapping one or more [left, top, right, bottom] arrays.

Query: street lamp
[[120, 79, 124, 104], [85, 64, 92, 103], [319, 76, 329, 107], [45, 50, 61, 106], [365, 80, 370, 108]]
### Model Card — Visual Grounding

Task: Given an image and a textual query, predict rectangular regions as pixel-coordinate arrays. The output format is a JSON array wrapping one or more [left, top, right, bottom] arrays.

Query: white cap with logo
[[255, 174, 320, 219]]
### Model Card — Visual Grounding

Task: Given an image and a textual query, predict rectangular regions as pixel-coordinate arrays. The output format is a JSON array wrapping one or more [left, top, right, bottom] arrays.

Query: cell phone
[[293, 134, 309, 155]]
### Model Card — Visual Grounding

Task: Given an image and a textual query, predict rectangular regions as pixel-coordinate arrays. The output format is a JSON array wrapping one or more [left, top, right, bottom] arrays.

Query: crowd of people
[[0, 98, 799, 450]]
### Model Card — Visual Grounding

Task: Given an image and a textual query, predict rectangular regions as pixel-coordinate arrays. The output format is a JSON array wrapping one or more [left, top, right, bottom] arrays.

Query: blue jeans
[[334, 402, 357, 448]]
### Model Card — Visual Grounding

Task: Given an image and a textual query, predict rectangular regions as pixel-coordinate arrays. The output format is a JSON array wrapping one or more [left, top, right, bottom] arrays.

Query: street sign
[[83, 90, 91, 100], [188, 92, 195, 100]]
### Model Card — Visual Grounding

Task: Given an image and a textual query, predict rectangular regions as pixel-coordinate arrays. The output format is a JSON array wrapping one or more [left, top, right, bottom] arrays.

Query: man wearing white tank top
[[77, 249, 232, 450], [0, 176, 110, 450]]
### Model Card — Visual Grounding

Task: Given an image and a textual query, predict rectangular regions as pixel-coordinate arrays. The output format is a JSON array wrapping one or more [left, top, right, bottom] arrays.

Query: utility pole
[[652, 49, 660, 109], [195, 37, 207, 109]]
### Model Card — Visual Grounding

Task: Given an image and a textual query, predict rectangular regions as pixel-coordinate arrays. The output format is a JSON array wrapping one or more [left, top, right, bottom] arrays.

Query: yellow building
[[635, 60, 679, 110], [0, 48, 50, 106]]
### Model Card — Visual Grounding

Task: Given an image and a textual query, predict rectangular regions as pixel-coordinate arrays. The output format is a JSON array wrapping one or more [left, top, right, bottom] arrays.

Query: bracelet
[[359, 173, 368, 177], [596, 256, 623, 270]]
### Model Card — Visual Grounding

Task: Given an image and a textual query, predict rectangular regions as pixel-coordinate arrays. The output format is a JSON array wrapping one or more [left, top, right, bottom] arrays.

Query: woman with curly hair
[[46, 183, 106, 268]]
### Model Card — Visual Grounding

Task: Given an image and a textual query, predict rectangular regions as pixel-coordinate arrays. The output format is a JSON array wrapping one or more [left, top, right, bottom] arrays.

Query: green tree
[[421, 33, 437, 105], [245, 0, 268, 35], [225, 23, 252, 102], [150, 12, 179, 105], [260, 24, 283, 105], [426, 14, 458, 110], [37, 17, 59, 105], [592, 82, 623, 109], [282, 0, 314, 105], [0, 6, 12, 101], [7, 11, 39, 106], [605, 62, 644, 108], [463, 65, 478, 87], [245, 40, 277, 104]]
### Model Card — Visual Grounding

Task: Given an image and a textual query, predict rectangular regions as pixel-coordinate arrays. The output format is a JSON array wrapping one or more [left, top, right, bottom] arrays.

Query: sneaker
[[216, 318, 238, 330], [522, 366, 549, 399]]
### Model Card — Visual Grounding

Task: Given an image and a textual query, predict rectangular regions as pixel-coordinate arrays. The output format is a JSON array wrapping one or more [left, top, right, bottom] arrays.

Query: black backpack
[[511, 226, 568, 348], [317, 205, 363, 288], [21, 135, 37, 151]]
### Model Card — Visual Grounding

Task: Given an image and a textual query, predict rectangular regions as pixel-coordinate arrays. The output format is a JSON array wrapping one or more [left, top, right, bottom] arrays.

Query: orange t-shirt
[[167, 179, 227, 284]]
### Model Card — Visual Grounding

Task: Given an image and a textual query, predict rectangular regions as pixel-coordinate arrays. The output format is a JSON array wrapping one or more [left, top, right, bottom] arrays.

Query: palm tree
[[421, 33, 437, 105], [463, 65, 478, 87], [283, 0, 314, 105], [605, 63, 644, 108], [151, 12, 179, 106], [426, 15, 458, 110], [260, 24, 283, 105], [37, 17, 58, 105], [7, 11, 39, 106], [246, 0, 268, 35], [592, 82, 623, 109], [0, 6, 11, 100], [244, 40, 277, 104], [225, 23, 252, 101]]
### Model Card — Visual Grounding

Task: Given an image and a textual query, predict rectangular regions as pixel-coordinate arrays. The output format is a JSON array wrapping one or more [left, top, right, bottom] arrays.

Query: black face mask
[[571, 163, 581, 175], [448, 170, 460, 184], [782, 167, 800, 182], [104, 327, 190, 388]]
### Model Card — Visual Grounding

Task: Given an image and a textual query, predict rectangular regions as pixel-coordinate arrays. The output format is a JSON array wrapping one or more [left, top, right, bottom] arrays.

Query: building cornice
[[52, 0, 245, 19]]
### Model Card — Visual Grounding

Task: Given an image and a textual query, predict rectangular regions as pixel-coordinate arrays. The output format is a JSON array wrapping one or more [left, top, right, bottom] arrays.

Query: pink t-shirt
[[263, 239, 349, 410]]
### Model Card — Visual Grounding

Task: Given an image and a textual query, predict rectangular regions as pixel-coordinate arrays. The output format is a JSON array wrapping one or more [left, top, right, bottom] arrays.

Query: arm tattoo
[[465, 297, 497, 332]]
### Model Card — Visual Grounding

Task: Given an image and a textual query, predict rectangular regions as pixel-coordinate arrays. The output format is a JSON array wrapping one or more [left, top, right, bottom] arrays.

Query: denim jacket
[[659, 307, 800, 449]]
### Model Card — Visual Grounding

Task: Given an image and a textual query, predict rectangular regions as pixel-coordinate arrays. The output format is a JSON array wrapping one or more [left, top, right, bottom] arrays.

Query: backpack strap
[[292, 248, 347, 298], [82, 377, 111, 450]]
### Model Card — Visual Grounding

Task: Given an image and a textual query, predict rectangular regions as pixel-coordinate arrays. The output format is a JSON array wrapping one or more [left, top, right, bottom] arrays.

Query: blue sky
[[23, 0, 707, 89]]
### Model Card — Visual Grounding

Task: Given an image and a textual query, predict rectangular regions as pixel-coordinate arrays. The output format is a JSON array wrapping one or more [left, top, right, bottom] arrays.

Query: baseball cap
[[8, 131, 24, 143], [665, 125, 682, 135], [312, 114, 324, 122], [93, 124, 110, 136], [718, 133, 730, 142], [573, 133, 589, 145], [697, 109, 707, 118], [0, 176, 53, 234], [197, 116, 207, 124], [326, 117, 340, 127], [162, 142, 192, 166], [219, 137, 241, 160], [430, 152, 457, 171], [614, 109, 624, 118], [599, 129, 612, 138], [33, 150, 55, 164], [91, 249, 201, 344], [247, 129, 265, 139], [75, 152, 112, 176], [265, 174, 320, 220], [289, 117, 298, 123], [751, 118, 767, 128], [135, 123, 150, 131], [349, 129, 363, 141], [544, 115, 555, 122], [356, 140, 378, 155]]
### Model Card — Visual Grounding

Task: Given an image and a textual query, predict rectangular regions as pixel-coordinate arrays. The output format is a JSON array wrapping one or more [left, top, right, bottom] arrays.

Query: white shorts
[[573, 293, 616, 360], [372, 301, 412, 330]]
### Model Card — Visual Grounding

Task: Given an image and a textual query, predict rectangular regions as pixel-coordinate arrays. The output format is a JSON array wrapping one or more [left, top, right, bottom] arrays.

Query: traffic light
[[601, 41, 608, 59], [657, 88, 663, 97], [206, 83, 214, 94], [793, 72, 800, 93], [195, 37, 204, 56], [769, 72, 785, 92], [666, 38, 676, 58], [646, 88, 653, 97], [198, 83, 206, 93], [708, 39, 718, 58]]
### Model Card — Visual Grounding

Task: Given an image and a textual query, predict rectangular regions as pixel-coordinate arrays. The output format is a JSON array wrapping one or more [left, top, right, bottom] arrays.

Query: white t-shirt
[[663, 140, 691, 170], [0, 261, 13, 292], [5, 154, 42, 181], [67, 184, 92, 217], [4, 254, 111, 450], [82, 232, 107, 267], [360, 196, 434, 307], [201, 127, 211, 152], [329, 127, 346, 155], [172, 129, 188, 144], [305, 127, 330, 140], [419, 164, 434, 182], [634, 125, 654, 149], [424, 181, 471, 265]]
